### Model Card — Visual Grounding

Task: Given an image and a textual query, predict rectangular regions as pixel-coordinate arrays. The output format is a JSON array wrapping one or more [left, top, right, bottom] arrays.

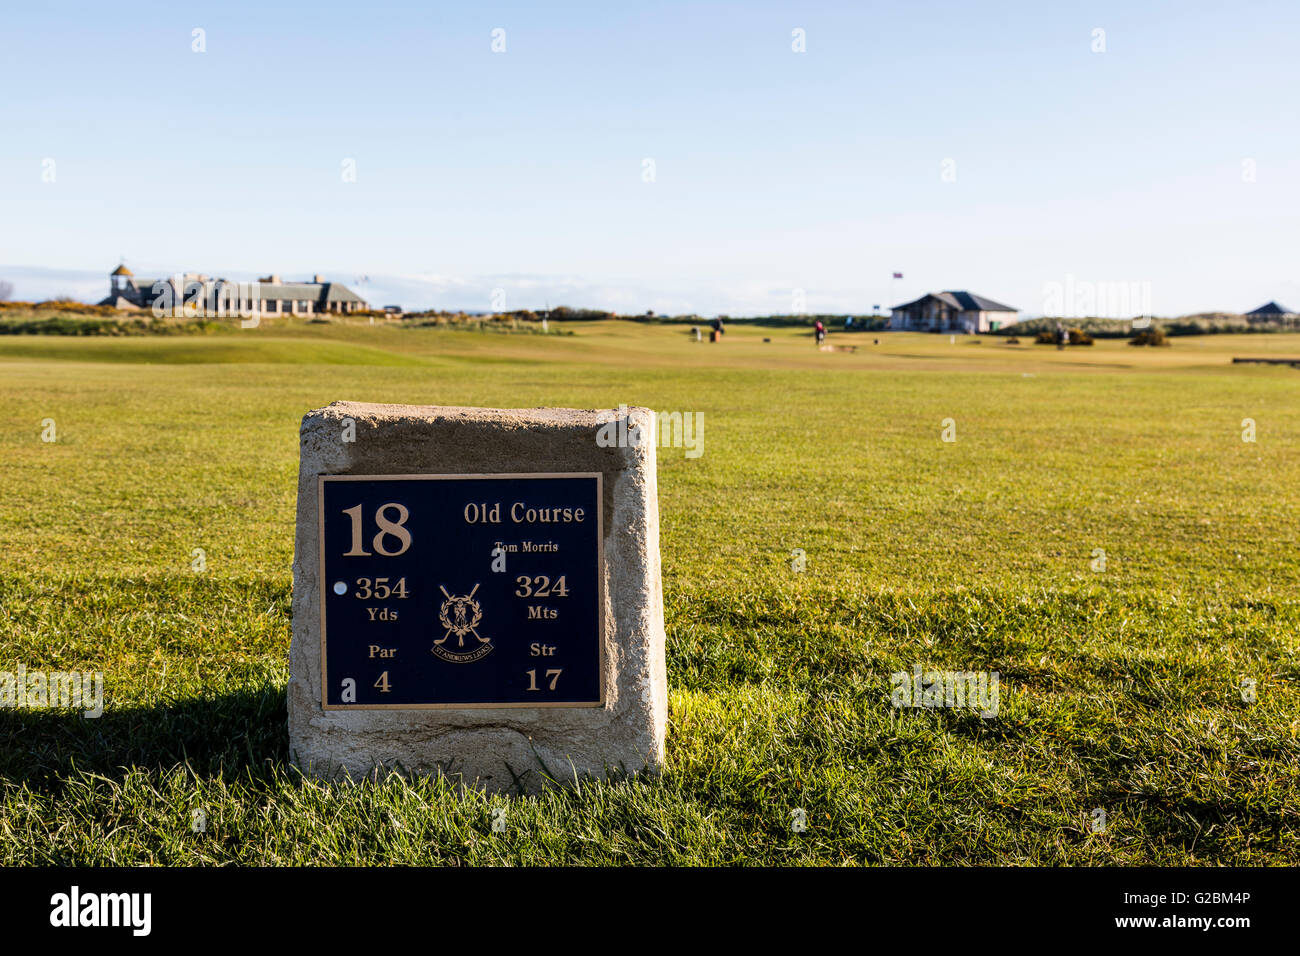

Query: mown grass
[[0, 323, 1297, 865]]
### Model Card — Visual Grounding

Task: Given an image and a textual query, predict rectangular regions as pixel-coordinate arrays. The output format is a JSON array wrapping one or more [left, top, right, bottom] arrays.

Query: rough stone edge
[[286, 402, 667, 793]]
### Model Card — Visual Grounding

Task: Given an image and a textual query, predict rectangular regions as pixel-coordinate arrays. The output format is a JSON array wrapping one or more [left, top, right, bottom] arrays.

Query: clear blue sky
[[2, 0, 1297, 315]]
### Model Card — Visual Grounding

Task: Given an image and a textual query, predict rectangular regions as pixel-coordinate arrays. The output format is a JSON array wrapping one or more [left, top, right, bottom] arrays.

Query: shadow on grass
[[0, 683, 287, 792]]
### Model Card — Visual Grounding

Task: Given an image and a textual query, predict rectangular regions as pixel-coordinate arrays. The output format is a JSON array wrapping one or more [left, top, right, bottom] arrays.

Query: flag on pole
[[893, 272, 903, 279]]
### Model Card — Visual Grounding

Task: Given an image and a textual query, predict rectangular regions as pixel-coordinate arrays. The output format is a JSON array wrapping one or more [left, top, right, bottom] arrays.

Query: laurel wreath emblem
[[438, 595, 483, 646], [433, 583, 490, 655]]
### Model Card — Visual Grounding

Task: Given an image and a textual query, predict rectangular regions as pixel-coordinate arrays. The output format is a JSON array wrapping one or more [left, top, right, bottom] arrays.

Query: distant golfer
[[814, 319, 826, 346]]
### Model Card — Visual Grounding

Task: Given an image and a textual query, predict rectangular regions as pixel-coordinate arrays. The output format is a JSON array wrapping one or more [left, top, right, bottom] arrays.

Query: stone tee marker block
[[288, 402, 667, 793]]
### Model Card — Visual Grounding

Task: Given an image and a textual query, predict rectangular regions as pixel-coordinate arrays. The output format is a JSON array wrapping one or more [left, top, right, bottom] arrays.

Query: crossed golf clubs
[[435, 583, 487, 647]]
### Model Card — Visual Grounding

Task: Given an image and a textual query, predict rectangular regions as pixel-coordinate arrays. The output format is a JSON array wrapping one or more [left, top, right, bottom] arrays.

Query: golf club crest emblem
[[433, 583, 493, 663]]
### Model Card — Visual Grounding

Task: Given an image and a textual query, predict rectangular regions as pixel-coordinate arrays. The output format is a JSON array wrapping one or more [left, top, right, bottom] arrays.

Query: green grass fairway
[[1, 320, 1297, 865]]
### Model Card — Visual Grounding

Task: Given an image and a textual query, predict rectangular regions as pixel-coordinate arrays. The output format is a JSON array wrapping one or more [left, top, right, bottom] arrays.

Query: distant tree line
[[513, 307, 891, 330], [1000, 314, 1298, 338]]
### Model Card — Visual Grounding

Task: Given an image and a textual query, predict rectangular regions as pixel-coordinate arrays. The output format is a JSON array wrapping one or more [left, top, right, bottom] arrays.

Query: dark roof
[[255, 283, 324, 301], [1246, 301, 1293, 316], [96, 294, 141, 308], [251, 282, 366, 304], [892, 290, 1017, 312], [893, 293, 948, 311], [321, 282, 366, 304], [944, 290, 1016, 312], [110, 272, 366, 307]]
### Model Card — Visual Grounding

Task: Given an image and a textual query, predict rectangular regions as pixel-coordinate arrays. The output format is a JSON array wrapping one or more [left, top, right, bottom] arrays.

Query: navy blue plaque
[[319, 474, 603, 708]]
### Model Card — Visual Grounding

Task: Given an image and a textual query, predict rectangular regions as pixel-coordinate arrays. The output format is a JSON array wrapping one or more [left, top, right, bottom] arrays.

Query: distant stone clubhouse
[[99, 264, 368, 315]]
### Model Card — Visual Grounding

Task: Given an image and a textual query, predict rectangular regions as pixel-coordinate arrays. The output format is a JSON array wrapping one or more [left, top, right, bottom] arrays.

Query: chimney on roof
[[258, 274, 281, 285], [314, 274, 325, 284]]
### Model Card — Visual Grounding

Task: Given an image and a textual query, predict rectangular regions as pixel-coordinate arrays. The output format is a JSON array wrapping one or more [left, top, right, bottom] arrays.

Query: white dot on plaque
[[333, 581, 347, 595]]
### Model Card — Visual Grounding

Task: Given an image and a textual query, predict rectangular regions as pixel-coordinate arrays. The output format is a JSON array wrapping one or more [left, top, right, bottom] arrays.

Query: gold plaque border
[[317, 472, 606, 711]]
